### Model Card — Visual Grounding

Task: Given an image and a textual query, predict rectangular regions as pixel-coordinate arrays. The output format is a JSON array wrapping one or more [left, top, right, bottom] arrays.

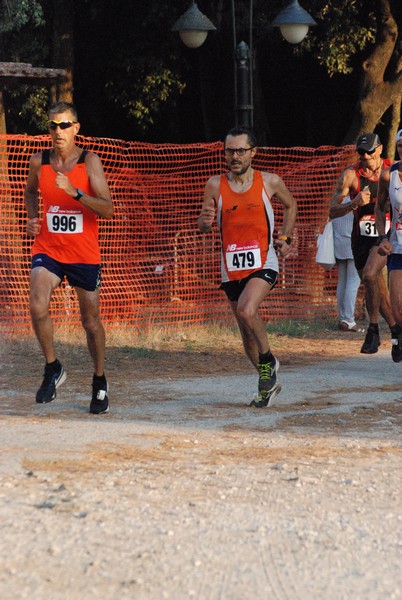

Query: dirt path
[[0, 334, 401, 599]]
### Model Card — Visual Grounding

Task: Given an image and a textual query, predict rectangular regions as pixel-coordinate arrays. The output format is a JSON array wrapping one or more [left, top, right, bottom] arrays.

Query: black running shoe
[[36, 362, 66, 403], [258, 357, 279, 392], [250, 384, 282, 408], [360, 328, 380, 354], [89, 376, 109, 414], [391, 333, 402, 363]]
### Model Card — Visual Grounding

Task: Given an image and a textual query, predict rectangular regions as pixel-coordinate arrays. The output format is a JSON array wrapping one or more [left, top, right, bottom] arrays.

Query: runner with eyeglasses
[[198, 126, 297, 407], [24, 101, 114, 414], [329, 132, 397, 354]]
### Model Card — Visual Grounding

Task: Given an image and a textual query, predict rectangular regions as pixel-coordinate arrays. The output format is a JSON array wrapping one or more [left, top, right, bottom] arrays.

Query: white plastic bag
[[316, 220, 335, 270]]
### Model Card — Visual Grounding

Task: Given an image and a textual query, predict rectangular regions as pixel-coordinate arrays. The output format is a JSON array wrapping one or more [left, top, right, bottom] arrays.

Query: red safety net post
[[0, 134, 357, 337]]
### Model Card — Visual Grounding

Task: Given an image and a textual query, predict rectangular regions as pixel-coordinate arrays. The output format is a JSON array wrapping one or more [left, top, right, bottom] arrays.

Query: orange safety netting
[[0, 135, 362, 337]]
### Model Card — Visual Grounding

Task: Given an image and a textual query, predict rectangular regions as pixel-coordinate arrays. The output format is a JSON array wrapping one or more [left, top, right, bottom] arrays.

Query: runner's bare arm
[[375, 168, 391, 236], [198, 176, 219, 233], [375, 169, 392, 256], [329, 168, 370, 218], [24, 154, 41, 219], [24, 154, 41, 236], [264, 172, 297, 257]]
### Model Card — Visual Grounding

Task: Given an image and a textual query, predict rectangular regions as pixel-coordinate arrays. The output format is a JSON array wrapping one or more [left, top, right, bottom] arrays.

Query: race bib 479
[[226, 242, 262, 271]]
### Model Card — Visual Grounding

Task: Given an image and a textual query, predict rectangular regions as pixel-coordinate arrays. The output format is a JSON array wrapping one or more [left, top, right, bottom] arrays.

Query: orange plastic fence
[[0, 135, 362, 337]]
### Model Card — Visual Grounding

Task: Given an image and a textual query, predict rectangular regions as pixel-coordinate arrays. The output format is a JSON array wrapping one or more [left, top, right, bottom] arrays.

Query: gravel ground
[[0, 337, 401, 600]]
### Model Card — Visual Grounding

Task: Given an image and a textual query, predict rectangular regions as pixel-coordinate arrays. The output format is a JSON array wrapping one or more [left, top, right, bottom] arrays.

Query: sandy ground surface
[[0, 327, 401, 600]]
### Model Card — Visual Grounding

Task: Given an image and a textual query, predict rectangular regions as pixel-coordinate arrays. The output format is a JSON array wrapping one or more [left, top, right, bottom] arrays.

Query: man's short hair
[[225, 126, 258, 148], [48, 101, 78, 121]]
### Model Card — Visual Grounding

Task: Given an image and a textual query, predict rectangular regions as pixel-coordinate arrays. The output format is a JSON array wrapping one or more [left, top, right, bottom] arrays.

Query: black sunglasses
[[357, 147, 377, 156], [48, 120, 77, 130]]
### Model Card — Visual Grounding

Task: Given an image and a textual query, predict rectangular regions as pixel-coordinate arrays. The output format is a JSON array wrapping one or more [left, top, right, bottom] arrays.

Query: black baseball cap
[[356, 133, 381, 152]]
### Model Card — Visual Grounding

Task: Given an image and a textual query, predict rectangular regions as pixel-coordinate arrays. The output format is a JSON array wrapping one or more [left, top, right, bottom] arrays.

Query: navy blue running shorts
[[31, 253, 102, 291], [388, 253, 402, 272], [220, 269, 278, 302]]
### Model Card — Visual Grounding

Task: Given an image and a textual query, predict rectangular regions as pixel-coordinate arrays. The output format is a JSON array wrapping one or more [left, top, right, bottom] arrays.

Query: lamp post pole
[[172, 1, 316, 129], [230, 0, 254, 127], [235, 41, 253, 127]]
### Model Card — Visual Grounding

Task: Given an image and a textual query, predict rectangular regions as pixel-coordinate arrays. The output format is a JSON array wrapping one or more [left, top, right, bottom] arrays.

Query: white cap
[[396, 129, 402, 143]]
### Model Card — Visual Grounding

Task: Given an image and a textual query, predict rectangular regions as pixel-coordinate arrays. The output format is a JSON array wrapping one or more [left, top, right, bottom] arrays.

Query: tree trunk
[[342, 0, 402, 149], [0, 91, 6, 135], [383, 95, 402, 158], [50, 0, 74, 103]]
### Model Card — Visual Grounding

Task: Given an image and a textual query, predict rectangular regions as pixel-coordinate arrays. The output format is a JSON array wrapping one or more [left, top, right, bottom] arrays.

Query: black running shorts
[[388, 253, 402, 271], [31, 253, 102, 291], [220, 269, 278, 302]]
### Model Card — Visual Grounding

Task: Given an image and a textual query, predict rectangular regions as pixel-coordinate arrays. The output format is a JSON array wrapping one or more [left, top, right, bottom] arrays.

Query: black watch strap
[[74, 188, 84, 201]]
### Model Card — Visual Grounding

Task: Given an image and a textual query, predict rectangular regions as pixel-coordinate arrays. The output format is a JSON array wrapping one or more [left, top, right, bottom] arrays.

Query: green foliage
[[0, 0, 47, 62], [3, 86, 48, 134], [17, 87, 49, 130], [0, 0, 50, 134], [0, 0, 44, 32], [301, 0, 377, 76], [106, 66, 186, 131], [72, 0, 190, 138]]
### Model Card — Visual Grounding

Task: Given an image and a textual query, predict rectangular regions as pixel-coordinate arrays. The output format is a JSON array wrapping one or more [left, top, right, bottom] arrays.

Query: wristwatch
[[74, 188, 84, 201], [278, 235, 291, 245]]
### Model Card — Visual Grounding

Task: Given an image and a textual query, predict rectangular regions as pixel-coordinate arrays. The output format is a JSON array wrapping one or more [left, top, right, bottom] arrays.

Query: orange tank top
[[32, 150, 100, 264], [217, 170, 278, 282]]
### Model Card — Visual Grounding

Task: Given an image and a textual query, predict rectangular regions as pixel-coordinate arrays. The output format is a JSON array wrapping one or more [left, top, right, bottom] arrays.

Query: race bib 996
[[46, 211, 83, 234]]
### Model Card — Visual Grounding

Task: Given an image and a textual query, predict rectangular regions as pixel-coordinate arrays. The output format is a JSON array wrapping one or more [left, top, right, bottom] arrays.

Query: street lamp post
[[235, 41, 253, 128], [172, 0, 316, 128]]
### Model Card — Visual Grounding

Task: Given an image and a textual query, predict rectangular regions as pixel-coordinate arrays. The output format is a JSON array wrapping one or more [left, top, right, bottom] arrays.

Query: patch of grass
[[106, 321, 332, 354], [118, 346, 158, 358], [266, 320, 330, 338], [3, 321, 332, 365], [107, 323, 243, 352]]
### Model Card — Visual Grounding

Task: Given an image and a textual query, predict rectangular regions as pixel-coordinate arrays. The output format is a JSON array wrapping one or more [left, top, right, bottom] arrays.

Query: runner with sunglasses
[[198, 126, 297, 407], [24, 101, 114, 414], [329, 132, 397, 354]]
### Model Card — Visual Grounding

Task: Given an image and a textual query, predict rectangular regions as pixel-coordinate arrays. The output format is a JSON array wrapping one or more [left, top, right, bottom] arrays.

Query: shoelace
[[258, 362, 273, 380]]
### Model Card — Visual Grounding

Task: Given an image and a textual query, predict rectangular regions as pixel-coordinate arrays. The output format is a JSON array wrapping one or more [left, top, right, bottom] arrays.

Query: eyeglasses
[[48, 120, 77, 130], [357, 147, 378, 156], [224, 146, 255, 157]]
